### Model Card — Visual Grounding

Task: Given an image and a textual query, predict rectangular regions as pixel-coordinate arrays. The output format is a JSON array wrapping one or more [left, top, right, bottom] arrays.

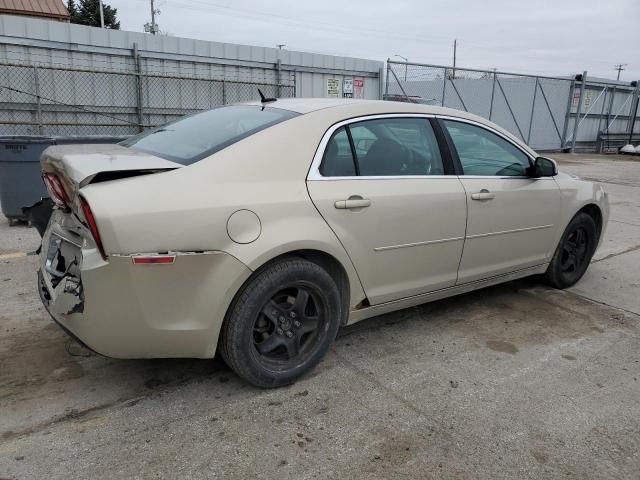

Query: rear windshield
[[120, 105, 298, 165]]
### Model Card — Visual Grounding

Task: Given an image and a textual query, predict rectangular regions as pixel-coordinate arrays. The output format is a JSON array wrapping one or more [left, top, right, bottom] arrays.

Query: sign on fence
[[354, 79, 364, 99], [572, 88, 593, 113], [343, 78, 353, 98], [327, 78, 340, 97]]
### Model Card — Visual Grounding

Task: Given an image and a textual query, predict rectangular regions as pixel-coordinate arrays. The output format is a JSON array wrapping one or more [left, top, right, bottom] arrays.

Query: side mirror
[[529, 156, 558, 178]]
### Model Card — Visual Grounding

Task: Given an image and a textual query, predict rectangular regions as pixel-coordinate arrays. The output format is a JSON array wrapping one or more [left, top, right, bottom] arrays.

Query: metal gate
[[385, 60, 640, 152]]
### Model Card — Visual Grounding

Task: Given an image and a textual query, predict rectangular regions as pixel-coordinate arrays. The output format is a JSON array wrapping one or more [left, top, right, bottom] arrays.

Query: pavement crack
[[593, 244, 640, 263], [0, 395, 147, 443], [566, 290, 640, 319], [608, 219, 640, 228]]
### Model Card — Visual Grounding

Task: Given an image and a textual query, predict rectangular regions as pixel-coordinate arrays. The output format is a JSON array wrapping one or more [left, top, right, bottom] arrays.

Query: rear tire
[[544, 212, 597, 289], [219, 257, 341, 388]]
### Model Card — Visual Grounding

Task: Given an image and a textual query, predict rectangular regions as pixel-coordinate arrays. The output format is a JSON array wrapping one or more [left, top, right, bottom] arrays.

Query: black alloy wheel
[[220, 257, 342, 388], [545, 212, 597, 289], [253, 285, 326, 367]]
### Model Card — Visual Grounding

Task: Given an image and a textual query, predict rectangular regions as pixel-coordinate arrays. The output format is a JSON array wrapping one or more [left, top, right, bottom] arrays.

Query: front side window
[[320, 117, 444, 177], [443, 120, 530, 176], [121, 105, 299, 165]]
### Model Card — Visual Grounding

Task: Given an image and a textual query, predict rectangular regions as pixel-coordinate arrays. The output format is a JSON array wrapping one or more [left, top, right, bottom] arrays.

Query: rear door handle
[[334, 198, 371, 209], [470, 189, 495, 201]]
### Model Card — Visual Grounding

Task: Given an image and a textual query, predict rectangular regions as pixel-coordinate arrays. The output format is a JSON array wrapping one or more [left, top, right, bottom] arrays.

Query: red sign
[[354, 79, 364, 99]]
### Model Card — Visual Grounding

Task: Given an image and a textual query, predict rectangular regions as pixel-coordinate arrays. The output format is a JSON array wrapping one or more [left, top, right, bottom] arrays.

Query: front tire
[[544, 212, 597, 289], [219, 257, 342, 388]]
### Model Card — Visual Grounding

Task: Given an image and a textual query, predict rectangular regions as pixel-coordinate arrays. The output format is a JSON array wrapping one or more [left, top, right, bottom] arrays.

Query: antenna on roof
[[258, 88, 277, 104]]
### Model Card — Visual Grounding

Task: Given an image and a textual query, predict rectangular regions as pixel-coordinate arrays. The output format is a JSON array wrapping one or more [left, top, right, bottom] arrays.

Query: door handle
[[334, 197, 371, 209], [470, 189, 495, 201]]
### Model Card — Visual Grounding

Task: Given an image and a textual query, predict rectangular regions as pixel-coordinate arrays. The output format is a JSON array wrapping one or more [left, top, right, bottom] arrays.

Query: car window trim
[[344, 126, 361, 176], [308, 113, 455, 181], [435, 116, 535, 179]]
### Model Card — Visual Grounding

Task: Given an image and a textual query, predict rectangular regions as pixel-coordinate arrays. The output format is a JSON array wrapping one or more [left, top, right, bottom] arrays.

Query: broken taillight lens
[[43, 173, 70, 208], [79, 196, 106, 260]]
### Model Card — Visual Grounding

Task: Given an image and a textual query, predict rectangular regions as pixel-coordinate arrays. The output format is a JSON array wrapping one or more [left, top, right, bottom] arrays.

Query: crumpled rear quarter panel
[[57, 251, 251, 358]]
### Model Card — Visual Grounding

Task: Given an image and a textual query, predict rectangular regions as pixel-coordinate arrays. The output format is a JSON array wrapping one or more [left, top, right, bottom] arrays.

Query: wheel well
[[578, 204, 603, 240], [270, 250, 351, 325]]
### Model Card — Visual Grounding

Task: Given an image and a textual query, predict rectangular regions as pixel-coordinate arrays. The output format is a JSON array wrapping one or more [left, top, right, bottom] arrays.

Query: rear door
[[307, 115, 467, 305], [440, 118, 562, 284]]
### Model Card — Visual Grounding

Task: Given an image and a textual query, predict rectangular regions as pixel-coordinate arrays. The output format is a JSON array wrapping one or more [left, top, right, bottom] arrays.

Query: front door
[[307, 116, 467, 305], [441, 119, 562, 284]]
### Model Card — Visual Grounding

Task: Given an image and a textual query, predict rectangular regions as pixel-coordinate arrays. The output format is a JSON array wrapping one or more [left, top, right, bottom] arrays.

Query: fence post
[[629, 82, 640, 144], [441, 67, 448, 107], [293, 70, 297, 98], [561, 79, 576, 149], [570, 71, 587, 153], [527, 77, 538, 143], [276, 58, 282, 98], [596, 86, 609, 153], [606, 85, 616, 133], [384, 61, 390, 97], [378, 67, 384, 100], [222, 80, 226, 105], [596, 86, 608, 141], [132, 43, 144, 133], [32, 66, 43, 135], [488, 70, 497, 120]]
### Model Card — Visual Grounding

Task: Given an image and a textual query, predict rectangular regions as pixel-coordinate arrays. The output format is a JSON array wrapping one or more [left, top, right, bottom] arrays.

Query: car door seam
[[455, 176, 469, 285], [304, 180, 369, 298]]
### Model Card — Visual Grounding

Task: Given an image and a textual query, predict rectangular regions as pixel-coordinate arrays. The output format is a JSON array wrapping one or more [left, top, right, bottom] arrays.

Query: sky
[[106, 0, 639, 81]]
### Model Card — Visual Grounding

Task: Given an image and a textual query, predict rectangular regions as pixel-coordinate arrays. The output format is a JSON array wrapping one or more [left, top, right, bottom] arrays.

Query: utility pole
[[276, 44, 286, 50], [150, 0, 158, 34], [452, 39, 457, 79], [614, 64, 627, 81], [98, 0, 104, 28]]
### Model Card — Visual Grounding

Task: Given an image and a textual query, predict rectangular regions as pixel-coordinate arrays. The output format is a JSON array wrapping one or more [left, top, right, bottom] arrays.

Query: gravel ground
[[0, 153, 639, 479]]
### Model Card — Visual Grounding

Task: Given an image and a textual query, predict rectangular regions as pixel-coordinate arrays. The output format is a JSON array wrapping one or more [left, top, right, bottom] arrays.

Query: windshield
[[120, 105, 299, 165]]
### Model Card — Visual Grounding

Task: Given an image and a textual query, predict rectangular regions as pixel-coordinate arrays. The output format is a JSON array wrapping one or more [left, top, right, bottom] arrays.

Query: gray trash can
[[0, 136, 55, 223], [0, 135, 129, 223]]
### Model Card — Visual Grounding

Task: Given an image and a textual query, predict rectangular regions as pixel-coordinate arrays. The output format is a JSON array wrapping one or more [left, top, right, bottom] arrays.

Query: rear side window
[[121, 105, 299, 165], [320, 127, 356, 177], [320, 117, 445, 177]]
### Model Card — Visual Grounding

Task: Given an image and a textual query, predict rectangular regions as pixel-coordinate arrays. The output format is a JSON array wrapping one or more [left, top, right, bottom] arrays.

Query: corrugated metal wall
[[0, 15, 383, 135], [0, 15, 382, 92]]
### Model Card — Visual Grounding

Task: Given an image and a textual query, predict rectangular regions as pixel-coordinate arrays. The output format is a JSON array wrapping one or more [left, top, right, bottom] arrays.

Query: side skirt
[[347, 263, 548, 324]]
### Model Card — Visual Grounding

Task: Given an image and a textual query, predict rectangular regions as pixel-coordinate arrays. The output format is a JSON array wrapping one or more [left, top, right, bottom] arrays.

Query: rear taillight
[[43, 173, 70, 208], [79, 196, 106, 260]]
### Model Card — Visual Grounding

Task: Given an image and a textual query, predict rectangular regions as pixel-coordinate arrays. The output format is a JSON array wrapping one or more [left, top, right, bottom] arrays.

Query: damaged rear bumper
[[38, 212, 253, 359]]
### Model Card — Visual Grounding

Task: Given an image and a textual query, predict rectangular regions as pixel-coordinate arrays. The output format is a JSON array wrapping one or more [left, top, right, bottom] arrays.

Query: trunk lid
[[40, 143, 182, 200]]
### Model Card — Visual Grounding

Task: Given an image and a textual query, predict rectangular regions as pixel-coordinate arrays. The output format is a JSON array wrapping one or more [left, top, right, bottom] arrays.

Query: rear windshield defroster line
[[120, 105, 299, 165]]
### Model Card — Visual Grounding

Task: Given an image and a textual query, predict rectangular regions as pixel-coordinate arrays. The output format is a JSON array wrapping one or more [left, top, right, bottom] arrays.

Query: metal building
[[0, 15, 383, 135]]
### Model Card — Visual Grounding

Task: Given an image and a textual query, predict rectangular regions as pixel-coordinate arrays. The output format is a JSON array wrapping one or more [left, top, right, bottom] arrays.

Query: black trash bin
[[0, 135, 129, 224]]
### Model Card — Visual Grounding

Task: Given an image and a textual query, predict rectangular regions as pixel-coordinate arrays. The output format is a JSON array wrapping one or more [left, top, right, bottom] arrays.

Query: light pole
[[394, 54, 408, 81], [98, 0, 104, 28]]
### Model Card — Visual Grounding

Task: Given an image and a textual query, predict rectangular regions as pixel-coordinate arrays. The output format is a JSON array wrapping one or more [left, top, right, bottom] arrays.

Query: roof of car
[[241, 98, 537, 156], [243, 97, 460, 115]]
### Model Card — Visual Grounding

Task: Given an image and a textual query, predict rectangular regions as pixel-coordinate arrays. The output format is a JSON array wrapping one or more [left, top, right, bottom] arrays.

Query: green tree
[[67, 0, 120, 29]]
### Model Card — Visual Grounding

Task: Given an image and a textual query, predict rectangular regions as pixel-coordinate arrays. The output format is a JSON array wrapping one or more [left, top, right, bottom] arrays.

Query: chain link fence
[[0, 60, 295, 136], [385, 60, 640, 152]]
